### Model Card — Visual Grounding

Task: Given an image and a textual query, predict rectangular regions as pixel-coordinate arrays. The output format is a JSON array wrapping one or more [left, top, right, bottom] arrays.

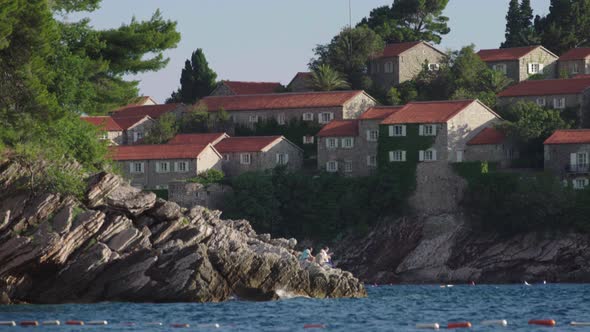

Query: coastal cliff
[[336, 163, 590, 284], [0, 159, 365, 304]]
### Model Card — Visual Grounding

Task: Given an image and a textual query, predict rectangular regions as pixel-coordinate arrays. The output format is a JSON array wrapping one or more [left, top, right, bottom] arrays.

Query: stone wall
[[210, 83, 234, 96], [518, 48, 558, 81], [483, 60, 520, 83], [544, 143, 590, 177], [343, 93, 378, 119], [289, 75, 313, 92], [168, 181, 232, 210], [465, 144, 516, 167], [124, 117, 156, 145], [221, 139, 303, 177]]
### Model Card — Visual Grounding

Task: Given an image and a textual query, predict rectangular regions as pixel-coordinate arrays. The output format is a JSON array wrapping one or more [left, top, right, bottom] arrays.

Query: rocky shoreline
[[0, 160, 365, 304]]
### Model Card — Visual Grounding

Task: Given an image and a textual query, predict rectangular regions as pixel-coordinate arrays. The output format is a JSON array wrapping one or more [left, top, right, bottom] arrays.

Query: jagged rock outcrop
[[336, 163, 590, 284], [0, 159, 365, 304]]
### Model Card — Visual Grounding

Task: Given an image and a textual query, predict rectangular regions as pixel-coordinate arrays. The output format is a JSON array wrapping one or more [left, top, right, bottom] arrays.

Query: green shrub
[[186, 169, 224, 185]]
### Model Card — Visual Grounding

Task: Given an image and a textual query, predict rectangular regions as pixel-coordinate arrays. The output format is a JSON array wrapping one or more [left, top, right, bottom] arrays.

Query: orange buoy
[[19, 321, 39, 327], [304, 324, 326, 329], [447, 322, 472, 329], [65, 320, 84, 325], [171, 323, 190, 328], [529, 319, 556, 326]]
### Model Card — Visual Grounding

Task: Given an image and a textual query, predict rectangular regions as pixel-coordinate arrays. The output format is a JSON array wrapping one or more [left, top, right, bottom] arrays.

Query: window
[[326, 161, 338, 172], [570, 152, 589, 172], [100, 132, 108, 140], [249, 115, 259, 123], [389, 150, 406, 162], [384, 61, 393, 73], [573, 178, 589, 190], [536, 98, 546, 107], [175, 161, 188, 173], [277, 113, 286, 125], [302, 113, 314, 121], [367, 155, 377, 167], [492, 63, 507, 74], [428, 63, 440, 71], [344, 160, 353, 173], [130, 162, 144, 173], [276, 153, 289, 165], [223, 154, 230, 161], [572, 63, 579, 74], [156, 162, 169, 173], [528, 63, 543, 74], [342, 137, 354, 149], [319, 112, 334, 124], [133, 131, 143, 142], [553, 97, 566, 109], [303, 136, 315, 144], [388, 125, 406, 137], [419, 124, 437, 136], [326, 138, 338, 149], [240, 153, 251, 165], [419, 149, 437, 161], [367, 129, 379, 141]]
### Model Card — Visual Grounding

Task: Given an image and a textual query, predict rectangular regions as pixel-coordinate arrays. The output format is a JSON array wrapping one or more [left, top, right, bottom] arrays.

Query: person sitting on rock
[[299, 247, 314, 262], [316, 247, 332, 267]]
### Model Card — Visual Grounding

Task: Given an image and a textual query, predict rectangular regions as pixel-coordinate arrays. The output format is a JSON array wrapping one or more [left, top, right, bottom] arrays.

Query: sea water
[[0, 284, 589, 331]]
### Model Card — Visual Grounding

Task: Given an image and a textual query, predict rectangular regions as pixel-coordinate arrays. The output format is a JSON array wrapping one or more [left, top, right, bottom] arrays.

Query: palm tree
[[311, 64, 350, 91]]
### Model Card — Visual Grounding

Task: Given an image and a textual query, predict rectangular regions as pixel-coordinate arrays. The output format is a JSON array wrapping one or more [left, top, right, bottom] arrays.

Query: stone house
[[168, 181, 232, 210], [110, 103, 187, 120], [210, 81, 283, 96], [380, 99, 501, 165], [199, 90, 377, 132], [80, 116, 124, 145], [544, 129, 590, 189], [109, 143, 222, 190], [368, 41, 446, 90], [288, 72, 313, 92], [110, 115, 157, 145], [497, 77, 590, 126], [477, 45, 558, 82], [465, 127, 517, 167], [214, 136, 303, 177], [558, 48, 590, 77]]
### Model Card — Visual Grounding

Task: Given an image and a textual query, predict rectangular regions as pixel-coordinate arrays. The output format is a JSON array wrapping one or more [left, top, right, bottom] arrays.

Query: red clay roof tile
[[214, 136, 283, 153], [221, 81, 283, 95], [199, 91, 365, 112], [375, 41, 422, 58], [559, 48, 590, 61], [109, 144, 209, 161], [498, 78, 590, 97], [317, 120, 359, 137], [111, 104, 183, 119], [544, 130, 590, 144], [112, 115, 152, 130], [381, 100, 476, 124], [359, 106, 403, 120], [477, 46, 541, 61], [81, 116, 123, 131], [467, 127, 506, 145], [168, 133, 228, 145]]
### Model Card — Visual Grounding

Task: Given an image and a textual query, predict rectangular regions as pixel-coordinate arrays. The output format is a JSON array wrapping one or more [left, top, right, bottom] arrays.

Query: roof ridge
[[203, 90, 363, 99]]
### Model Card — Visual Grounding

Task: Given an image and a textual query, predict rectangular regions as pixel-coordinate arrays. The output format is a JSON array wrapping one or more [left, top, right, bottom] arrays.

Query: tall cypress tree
[[167, 49, 217, 104], [535, 0, 590, 55], [501, 0, 523, 48], [519, 0, 538, 44]]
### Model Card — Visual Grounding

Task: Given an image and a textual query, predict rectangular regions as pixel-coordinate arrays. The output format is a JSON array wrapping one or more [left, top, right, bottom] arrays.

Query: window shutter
[[401, 125, 406, 136], [276, 153, 280, 164], [325, 139, 330, 148], [402, 151, 407, 161], [389, 151, 394, 162], [419, 150, 425, 161], [173, 162, 177, 172], [585, 178, 589, 186], [432, 149, 437, 161], [389, 126, 394, 137], [432, 125, 437, 136], [285, 154, 289, 163], [539, 63, 544, 71], [129, 163, 133, 173], [350, 138, 354, 148], [140, 163, 144, 173], [571, 153, 578, 166], [419, 125, 424, 136], [528, 63, 533, 74], [366, 130, 371, 140], [155, 162, 160, 173]]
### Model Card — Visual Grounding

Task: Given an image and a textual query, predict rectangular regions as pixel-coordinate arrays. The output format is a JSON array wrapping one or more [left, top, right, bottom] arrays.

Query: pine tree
[[167, 49, 217, 104], [519, 0, 538, 44], [501, 0, 522, 48], [535, 0, 590, 54]]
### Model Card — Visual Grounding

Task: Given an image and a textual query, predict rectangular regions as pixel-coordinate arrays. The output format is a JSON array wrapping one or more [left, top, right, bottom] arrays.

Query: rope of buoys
[[198, 323, 221, 328], [145, 322, 163, 326], [19, 321, 39, 327], [41, 320, 60, 325], [447, 322, 472, 329], [0, 321, 16, 326], [65, 320, 84, 325], [304, 324, 326, 329], [171, 323, 190, 328], [481, 320, 508, 326], [570, 321, 590, 326], [529, 319, 556, 326], [120, 322, 136, 326], [416, 322, 440, 329], [86, 320, 108, 325]]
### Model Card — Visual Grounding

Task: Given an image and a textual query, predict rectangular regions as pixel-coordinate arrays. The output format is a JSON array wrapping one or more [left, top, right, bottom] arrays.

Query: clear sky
[[68, 0, 551, 103]]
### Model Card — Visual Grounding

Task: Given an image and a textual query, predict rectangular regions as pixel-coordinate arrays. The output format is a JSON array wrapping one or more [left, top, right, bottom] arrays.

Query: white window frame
[[367, 129, 379, 141], [341, 137, 354, 149], [276, 153, 289, 165], [536, 98, 546, 107], [419, 124, 437, 136], [420, 149, 437, 162], [130, 162, 144, 174], [319, 112, 334, 124], [326, 161, 338, 173], [528, 63, 543, 74], [572, 62, 579, 74], [249, 115, 259, 123], [277, 113, 286, 125], [428, 63, 440, 71], [156, 161, 170, 173], [223, 154, 230, 162], [240, 153, 251, 165], [384, 61, 393, 73], [553, 97, 566, 109], [343, 160, 353, 173], [100, 132, 108, 140], [493, 63, 507, 74], [302, 113, 314, 121], [573, 178, 589, 190], [367, 155, 377, 167], [388, 125, 406, 137], [303, 136, 315, 144], [175, 161, 189, 173], [133, 131, 143, 143], [388, 150, 406, 162], [326, 138, 338, 149]]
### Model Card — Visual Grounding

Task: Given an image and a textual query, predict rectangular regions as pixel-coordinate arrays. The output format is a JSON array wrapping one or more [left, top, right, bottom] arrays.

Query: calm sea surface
[[1, 284, 589, 331]]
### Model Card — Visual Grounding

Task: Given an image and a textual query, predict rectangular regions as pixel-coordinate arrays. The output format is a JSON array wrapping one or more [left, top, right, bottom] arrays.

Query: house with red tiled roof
[[380, 100, 501, 164], [109, 143, 222, 190], [110, 103, 186, 120], [558, 48, 590, 78], [465, 127, 517, 167], [214, 136, 303, 177], [167, 133, 229, 146], [497, 77, 590, 125], [477, 45, 558, 82], [369, 41, 446, 90], [210, 81, 284, 96], [544, 129, 590, 189], [80, 116, 124, 145], [288, 72, 313, 92]]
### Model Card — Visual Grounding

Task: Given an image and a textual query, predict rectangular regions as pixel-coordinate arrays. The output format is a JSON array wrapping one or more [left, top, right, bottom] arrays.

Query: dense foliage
[[501, 0, 538, 48], [310, 64, 350, 91], [535, 0, 590, 55], [186, 169, 225, 185], [167, 49, 218, 104]]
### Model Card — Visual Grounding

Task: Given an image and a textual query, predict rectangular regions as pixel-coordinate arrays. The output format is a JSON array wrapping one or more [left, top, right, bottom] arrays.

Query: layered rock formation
[[0, 159, 365, 304], [337, 163, 590, 284]]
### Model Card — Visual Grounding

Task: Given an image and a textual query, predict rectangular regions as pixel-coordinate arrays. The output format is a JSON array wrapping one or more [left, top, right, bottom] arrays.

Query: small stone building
[[214, 136, 303, 177], [288, 72, 313, 92], [477, 45, 558, 82], [110, 143, 222, 190], [210, 81, 283, 96], [80, 116, 124, 145], [465, 127, 517, 167], [368, 41, 446, 90], [168, 181, 232, 210], [558, 48, 590, 78], [544, 129, 590, 189]]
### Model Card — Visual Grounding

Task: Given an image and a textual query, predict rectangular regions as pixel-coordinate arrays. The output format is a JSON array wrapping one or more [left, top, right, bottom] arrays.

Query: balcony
[[566, 164, 590, 173]]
